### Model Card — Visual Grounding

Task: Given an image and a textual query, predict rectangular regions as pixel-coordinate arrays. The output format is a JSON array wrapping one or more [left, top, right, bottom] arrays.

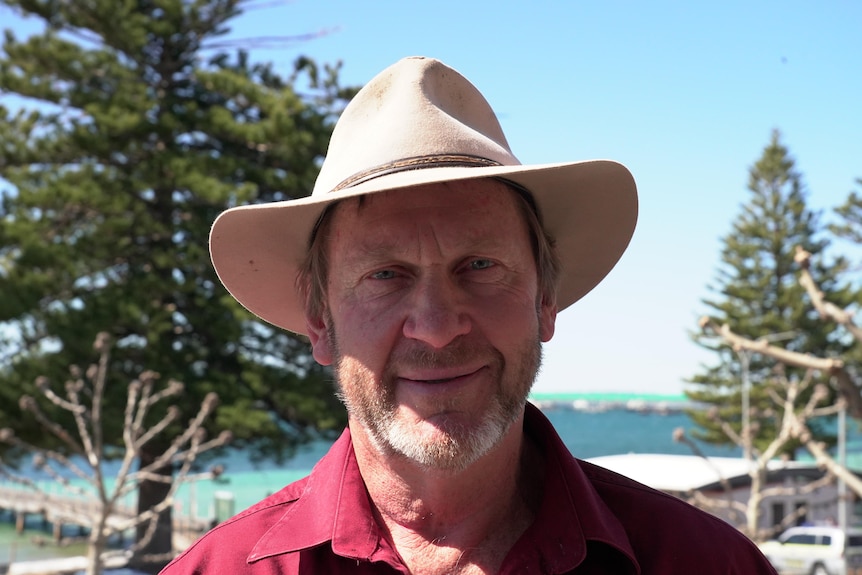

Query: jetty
[[0, 484, 214, 573], [0, 486, 139, 544], [0, 485, 212, 540]]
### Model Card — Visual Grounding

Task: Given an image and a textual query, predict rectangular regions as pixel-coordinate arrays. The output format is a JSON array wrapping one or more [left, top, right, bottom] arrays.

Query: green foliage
[[687, 130, 857, 455], [0, 0, 353, 466], [831, 178, 862, 245]]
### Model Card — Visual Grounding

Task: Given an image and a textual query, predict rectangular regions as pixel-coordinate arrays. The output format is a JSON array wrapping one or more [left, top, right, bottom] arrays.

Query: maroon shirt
[[161, 405, 777, 574]]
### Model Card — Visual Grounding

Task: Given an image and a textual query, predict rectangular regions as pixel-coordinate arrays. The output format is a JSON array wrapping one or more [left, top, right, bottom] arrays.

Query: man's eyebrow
[[350, 243, 401, 260], [337, 242, 406, 270]]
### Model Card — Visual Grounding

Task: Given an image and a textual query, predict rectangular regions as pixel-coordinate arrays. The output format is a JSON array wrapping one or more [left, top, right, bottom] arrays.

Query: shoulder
[[160, 477, 309, 574], [577, 459, 777, 573]]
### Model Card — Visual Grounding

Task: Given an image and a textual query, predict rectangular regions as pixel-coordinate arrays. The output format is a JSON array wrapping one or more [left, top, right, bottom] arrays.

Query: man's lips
[[421, 377, 461, 384], [399, 366, 485, 385]]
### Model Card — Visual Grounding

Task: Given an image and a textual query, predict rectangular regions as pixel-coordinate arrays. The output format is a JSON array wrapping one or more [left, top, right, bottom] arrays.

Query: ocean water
[[0, 404, 849, 571], [0, 512, 90, 563], [542, 407, 741, 459]]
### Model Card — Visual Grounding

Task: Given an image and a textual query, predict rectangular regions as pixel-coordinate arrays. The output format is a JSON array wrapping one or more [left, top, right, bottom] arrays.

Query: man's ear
[[305, 310, 333, 366], [539, 295, 557, 343]]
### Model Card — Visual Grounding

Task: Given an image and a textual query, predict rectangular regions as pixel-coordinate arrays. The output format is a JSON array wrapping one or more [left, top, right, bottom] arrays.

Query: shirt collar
[[518, 402, 639, 573], [248, 429, 381, 562], [248, 404, 639, 573]]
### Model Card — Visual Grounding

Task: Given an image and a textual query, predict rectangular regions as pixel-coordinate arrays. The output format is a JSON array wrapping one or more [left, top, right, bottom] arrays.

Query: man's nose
[[402, 274, 471, 349]]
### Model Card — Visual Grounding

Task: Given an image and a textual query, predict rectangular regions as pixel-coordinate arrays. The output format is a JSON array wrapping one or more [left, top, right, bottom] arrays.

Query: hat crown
[[313, 57, 519, 195]]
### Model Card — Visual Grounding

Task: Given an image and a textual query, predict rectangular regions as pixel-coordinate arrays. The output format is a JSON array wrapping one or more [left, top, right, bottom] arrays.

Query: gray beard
[[330, 323, 543, 471]]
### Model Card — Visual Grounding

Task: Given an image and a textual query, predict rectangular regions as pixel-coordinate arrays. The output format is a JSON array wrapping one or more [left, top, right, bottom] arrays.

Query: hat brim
[[209, 159, 637, 335]]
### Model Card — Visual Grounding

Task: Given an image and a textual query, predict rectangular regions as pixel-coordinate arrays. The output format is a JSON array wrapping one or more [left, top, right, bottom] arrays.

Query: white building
[[587, 453, 858, 531]]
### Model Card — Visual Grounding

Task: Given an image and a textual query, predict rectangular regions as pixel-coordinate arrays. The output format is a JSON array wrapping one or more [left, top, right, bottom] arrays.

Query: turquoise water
[[0, 512, 90, 564]]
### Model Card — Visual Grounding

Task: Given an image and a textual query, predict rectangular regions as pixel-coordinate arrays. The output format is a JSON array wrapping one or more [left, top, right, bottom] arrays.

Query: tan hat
[[210, 56, 638, 335]]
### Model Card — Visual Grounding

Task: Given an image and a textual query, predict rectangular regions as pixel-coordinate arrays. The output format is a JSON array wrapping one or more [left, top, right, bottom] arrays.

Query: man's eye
[[370, 270, 397, 280], [470, 259, 494, 270]]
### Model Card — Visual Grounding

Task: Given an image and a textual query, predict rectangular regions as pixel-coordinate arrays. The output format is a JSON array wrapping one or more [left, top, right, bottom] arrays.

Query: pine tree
[[687, 130, 855, 456], [832, 178, 862, 244], [0, 0, 354, 567]]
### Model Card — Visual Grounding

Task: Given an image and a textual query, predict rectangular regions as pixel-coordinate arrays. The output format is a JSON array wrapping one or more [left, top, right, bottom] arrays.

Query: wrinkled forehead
[[312, 178, 539, 246]]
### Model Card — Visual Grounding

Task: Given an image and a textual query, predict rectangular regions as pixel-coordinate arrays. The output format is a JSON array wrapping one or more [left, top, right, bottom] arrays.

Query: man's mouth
[[421, 376, 459, 384], [402, 366, 485, 385]]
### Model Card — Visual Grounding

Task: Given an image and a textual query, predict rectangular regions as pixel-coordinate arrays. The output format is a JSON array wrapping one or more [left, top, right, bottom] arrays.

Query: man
[[162, 57, 777, 574]]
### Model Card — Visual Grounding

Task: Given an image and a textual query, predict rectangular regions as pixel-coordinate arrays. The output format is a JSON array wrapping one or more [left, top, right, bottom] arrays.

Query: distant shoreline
[[529, 391, 687, 403], [528, 391, 697, 414]]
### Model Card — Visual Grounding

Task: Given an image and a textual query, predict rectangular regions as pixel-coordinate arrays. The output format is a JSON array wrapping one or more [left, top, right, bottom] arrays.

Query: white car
[[758, 526, 862, 575]]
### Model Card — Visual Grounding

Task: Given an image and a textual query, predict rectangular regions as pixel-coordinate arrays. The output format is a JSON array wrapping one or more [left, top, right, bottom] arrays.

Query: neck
[[350, 414, 543, 574]]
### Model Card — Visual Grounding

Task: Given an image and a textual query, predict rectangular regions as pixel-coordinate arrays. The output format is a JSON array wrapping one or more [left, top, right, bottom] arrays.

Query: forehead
[[328, 179, 526, 233]]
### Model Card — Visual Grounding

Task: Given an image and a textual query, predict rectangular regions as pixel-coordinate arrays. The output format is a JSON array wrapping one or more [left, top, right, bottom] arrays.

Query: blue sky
[[3, 1, 861, 395]]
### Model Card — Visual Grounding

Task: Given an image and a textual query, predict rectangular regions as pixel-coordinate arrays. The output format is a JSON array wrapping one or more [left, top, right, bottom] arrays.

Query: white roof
[[586, 453, 815, 493]]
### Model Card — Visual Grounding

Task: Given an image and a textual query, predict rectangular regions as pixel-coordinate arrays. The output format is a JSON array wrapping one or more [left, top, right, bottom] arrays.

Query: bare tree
[[685, 246, 862, 539], [675, 361, 838, 540], [700, 246, 862, 485], [0, 333, 232, 575]]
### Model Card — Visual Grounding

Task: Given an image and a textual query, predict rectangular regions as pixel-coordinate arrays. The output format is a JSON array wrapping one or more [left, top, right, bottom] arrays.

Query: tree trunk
[[747, 467, 764, 537], [85, 534, 105, 575], [129, 447, 173, 574]]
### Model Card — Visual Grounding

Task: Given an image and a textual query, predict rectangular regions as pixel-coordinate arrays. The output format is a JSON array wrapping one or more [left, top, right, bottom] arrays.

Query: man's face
[[306, 179, 557, 470]]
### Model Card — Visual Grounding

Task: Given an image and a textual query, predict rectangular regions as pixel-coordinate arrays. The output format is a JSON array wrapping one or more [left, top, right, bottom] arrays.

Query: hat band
[[330, 154, 503, 193]]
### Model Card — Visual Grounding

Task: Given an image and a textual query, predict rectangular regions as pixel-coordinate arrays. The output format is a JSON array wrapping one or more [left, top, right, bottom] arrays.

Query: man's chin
[[377, 412, 512, 471]]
